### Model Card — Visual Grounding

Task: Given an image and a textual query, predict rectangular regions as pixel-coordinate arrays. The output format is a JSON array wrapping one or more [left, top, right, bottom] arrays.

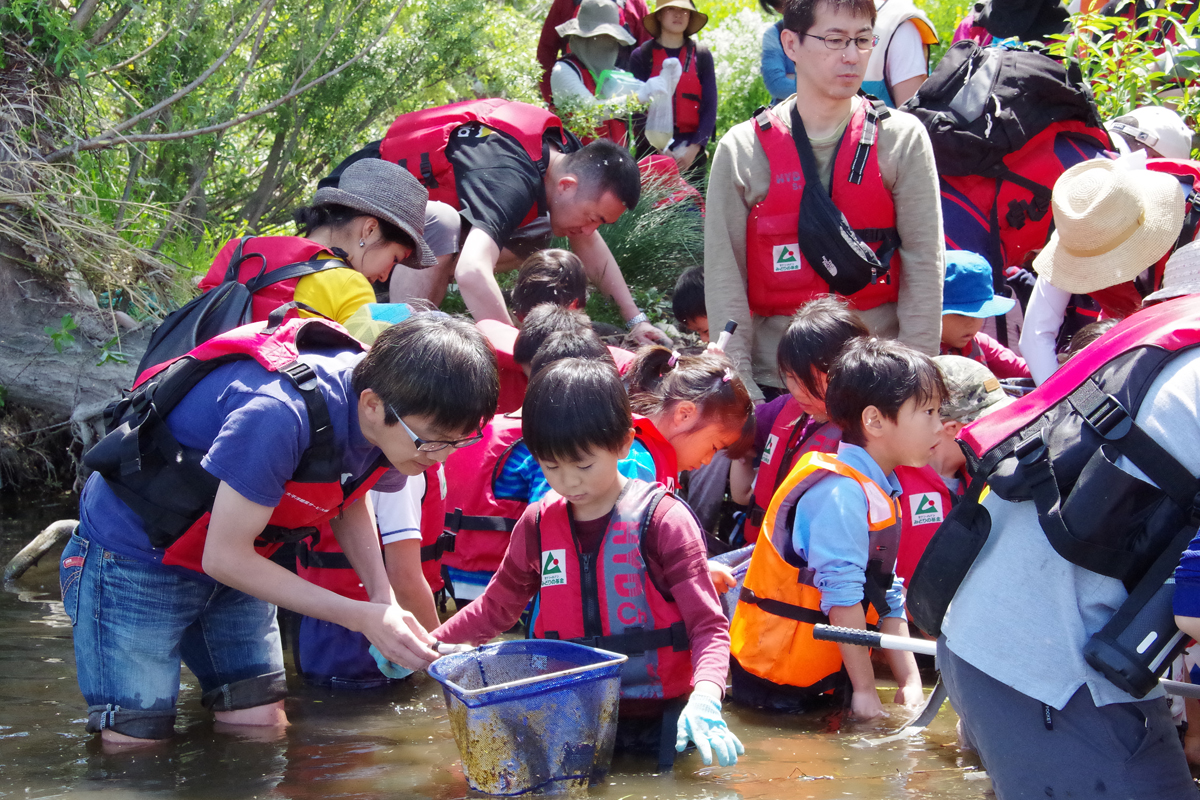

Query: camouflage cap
[[934, 355, 1014, 424]]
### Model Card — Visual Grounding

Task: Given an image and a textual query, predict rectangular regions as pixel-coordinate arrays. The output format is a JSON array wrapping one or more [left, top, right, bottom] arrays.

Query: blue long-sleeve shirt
[[760, 20, 794, 103], [789, 442, 906, 617]]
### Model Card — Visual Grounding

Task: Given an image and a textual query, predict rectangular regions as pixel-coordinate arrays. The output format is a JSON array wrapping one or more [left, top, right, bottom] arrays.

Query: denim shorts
[[61, 528, 286, 739]]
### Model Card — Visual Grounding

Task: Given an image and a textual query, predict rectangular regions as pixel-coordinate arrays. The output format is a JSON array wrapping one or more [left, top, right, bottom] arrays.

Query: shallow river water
[[1, 492, 993, 800]]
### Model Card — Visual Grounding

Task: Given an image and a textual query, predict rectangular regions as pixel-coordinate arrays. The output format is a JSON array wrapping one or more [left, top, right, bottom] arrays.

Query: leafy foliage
[[1050, 5, 1200, 130], [698, 6, 772, 140]]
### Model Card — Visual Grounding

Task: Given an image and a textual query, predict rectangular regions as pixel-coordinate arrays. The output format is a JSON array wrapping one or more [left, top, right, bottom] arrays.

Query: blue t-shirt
[[80, 348, 405, 581], [789, 443, 906, 617], [493, 439, 658, 503]]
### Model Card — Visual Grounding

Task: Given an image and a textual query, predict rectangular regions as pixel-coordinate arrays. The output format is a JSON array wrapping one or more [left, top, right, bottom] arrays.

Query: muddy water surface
[[1, 493, 990, 800]]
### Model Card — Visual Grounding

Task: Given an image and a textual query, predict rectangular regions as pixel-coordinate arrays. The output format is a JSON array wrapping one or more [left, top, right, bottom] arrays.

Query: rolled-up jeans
[[61, 527, 286, 740]]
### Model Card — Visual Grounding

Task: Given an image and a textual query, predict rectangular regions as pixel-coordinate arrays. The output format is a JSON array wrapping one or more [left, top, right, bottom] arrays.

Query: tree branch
[[43, 2, 405, 163], [85, 25, 173, 77], [45, 0, 275, 163], [88, 3, 133, 45], [70, 0, 101, 30]]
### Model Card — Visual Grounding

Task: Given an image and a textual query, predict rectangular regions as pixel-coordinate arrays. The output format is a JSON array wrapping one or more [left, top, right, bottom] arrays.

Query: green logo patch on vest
[[541, 549, 567, 587], [762, 433, 779, 465], [772, 244, 801, 273], [909, 492, 944, 526]]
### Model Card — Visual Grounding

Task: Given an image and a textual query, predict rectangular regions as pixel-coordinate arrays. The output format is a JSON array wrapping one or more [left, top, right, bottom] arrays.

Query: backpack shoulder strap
[[222, 235, 258, 283], [244, 257, 350, 294]]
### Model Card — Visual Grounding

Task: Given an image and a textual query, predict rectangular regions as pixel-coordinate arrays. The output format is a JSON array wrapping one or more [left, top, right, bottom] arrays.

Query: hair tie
[[722, 367, 735, 383], [668, 350, 681, 367]]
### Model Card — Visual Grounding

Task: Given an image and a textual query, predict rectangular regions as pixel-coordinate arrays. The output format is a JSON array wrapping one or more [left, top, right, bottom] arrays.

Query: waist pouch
[[791, 104, 888, 296]]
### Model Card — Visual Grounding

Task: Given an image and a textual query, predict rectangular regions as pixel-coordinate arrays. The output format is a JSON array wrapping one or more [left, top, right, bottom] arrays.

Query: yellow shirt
[[293, 267, 376, 325]]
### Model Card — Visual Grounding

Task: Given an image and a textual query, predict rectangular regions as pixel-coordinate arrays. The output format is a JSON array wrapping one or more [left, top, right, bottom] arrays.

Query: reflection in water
[[1, 496, 992, 800]]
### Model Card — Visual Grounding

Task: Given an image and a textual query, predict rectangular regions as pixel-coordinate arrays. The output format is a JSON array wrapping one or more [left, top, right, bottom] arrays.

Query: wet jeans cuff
[[200, 669, 287, 712], [86, 704, 177, 740]]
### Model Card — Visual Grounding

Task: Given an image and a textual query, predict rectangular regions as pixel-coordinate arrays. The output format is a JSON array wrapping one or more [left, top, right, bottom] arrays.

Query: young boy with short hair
[[940, 250, 1030, 379], [730, 338, 943, 719], [434, 358, 743, 770], [672, 266, 709, 342]]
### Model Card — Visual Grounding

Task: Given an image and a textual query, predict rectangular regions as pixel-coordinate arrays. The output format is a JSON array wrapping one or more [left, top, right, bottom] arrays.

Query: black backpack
[[902, 40, 1106, 178], [135, 237, 347, 377]]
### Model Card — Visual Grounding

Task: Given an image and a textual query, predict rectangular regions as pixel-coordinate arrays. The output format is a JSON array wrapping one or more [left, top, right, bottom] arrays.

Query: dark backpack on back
[[135, 237, 346, 377], [903, 41, 1112, 343]]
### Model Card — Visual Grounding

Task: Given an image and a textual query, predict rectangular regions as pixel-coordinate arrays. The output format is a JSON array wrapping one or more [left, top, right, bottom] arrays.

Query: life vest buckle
[[280, 360, 319, 391], [1014, 431, 1046, 465], [1082, 393, 1133, 441]]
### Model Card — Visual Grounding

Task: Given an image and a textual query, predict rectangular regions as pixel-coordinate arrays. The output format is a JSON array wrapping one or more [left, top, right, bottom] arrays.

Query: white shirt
[[369, 474, 426, 545], [1018, 276, 1072, 385]]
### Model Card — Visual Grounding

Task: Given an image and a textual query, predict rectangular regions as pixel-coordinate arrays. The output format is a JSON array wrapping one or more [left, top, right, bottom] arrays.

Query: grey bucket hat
[[311, 159, 436, 268], [556, 0, 637, 45]]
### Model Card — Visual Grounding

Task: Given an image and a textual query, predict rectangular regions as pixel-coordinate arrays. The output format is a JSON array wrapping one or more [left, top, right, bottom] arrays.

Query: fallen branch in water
[[4, 519, 77, 582]]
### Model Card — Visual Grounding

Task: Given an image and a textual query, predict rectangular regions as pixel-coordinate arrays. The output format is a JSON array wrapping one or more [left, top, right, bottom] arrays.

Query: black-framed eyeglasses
[[804, 32, 879, 50], [389, 405, 484, 452]]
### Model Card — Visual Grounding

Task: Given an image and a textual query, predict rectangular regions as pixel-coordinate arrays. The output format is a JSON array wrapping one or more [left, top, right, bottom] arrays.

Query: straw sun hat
[[555, 0, 637, 45], [311, 159, 436, 268], [1033, 159, 1184, 295], [644, 0, 708, 37]]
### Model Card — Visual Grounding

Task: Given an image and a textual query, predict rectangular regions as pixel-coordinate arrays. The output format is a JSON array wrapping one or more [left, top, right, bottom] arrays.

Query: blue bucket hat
[[942, 250, 1016, 318]]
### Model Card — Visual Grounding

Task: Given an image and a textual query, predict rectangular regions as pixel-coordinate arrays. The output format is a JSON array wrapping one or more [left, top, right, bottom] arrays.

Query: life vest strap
[[738, 586, 829, 626], [543, 620, 689, 655], [444, 507, 517, 533], [297, 541, 351, 570], [421, 531, 457, 562]]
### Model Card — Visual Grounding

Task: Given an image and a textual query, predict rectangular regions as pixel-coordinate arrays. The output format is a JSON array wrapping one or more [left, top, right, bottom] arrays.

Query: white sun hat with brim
[[1144, 239, 1200, 304], [556, 0, 637, 45], [1033, 158, 1185, 295]]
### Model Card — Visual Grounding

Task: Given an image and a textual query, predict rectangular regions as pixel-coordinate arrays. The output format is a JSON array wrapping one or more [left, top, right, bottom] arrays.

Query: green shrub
[[1050, 7, 1200, 131]]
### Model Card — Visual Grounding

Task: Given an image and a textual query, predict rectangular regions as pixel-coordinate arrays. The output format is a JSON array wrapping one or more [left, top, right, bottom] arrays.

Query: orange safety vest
[[730, 452, 900, 692]]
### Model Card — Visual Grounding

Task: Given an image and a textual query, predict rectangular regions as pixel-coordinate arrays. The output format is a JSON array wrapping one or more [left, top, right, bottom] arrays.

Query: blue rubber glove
[[675, 692, 744, 767], [369, 644, 415, 680]]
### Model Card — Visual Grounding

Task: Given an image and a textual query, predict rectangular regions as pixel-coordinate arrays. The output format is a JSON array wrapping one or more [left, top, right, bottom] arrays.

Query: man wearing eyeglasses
[[65, 314, 498, 747], [703, 0, 944, 405]]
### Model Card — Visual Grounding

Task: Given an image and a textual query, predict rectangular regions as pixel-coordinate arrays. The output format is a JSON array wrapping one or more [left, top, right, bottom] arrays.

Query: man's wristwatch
[[625, 312, 650, 330]]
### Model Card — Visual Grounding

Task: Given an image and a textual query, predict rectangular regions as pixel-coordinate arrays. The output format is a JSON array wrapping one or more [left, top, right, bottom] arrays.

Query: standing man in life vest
[[703, 0, 943, 403], [323, 101, 670, 347]]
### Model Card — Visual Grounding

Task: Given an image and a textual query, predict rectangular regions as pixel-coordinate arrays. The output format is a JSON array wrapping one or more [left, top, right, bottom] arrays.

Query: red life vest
[[893, 465, 951, 584], [533, 480, 695, 700], [378, 99, 569, 219], [478, 320, 528, 415], [296, 463, 449, 599], [746, 101, 901, 318], [632, 416, 678, 491], [196, 236, 348, 325], [745, 399, 841, 544], [556, 55, 630, 147], [440, 414, 528, 574], [638, 154, 705, 210], [420, 464, 449, 592], [85, 317, 391, 575], [648, 41, 701, 134]]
